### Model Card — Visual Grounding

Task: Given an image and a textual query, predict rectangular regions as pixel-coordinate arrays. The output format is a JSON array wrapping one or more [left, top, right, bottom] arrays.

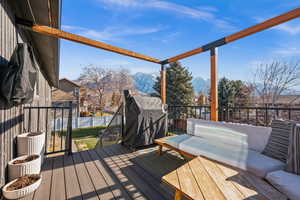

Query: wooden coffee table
[[162, 156, 287, 200]]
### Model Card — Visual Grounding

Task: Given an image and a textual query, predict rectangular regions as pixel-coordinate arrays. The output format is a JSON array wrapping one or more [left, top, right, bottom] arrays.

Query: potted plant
[[17, 132, 45, 159], [2, 174, 42, 199], [8, 154, 41, 181]]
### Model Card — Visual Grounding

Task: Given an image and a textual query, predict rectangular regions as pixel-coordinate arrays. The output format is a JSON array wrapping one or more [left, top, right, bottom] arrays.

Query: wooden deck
[[20, 144, 187, 200]]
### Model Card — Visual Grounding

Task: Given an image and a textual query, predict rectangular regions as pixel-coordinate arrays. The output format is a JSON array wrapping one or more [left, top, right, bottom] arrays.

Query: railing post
[[226, 106, 230, 122], [265, 107, 268, 126], [67, 101, 73, 155], [121, 103, 125, 139]]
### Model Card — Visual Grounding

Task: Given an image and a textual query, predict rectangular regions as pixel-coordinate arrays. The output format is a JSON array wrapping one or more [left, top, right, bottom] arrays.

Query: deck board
[[19, 144, 191, 200], [98, 147, 147, 200], [11, 144, 287, 200], [72, 152, 99, 200], [113, 145, 174, 199], [63, 154, 82, 200], [79, 150, 115, 200], [33, 157, 54, 200], [50, 156, 66, 200], [87, 149, 132, 200]]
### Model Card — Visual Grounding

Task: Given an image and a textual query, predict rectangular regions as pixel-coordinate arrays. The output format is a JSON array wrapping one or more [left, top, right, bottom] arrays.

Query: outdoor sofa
[[160, 119, 300, 200]]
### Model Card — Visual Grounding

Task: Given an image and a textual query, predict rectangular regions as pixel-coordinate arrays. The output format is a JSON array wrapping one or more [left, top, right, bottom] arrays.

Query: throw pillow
[[262, 120, 295, 162], [285, 124, 300, 175]]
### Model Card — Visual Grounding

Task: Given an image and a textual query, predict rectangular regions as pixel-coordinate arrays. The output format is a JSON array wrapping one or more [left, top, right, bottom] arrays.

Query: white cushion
[[166, 134, 191, 149], [167, 135, 285, 177], [187, 119, 272, 152], [266, 170, 300, 200], [245, 150, 286, 178]]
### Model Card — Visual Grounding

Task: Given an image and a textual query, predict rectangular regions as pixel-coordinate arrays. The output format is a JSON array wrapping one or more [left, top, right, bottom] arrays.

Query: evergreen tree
[[153, 62, 195, 105], [218, 77, 236, 107], [218, 77, 252, 107]]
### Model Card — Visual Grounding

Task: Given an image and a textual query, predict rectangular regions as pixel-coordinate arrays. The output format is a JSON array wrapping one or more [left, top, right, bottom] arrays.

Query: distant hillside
[[133, 72, 210, 95], [75, 72, 211, 95], [192, 77, 210, 95], [133, 72, 156, 94]]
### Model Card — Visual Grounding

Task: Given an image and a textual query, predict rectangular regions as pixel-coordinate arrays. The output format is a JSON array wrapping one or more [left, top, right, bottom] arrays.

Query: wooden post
[[161, 64, 167, 104], [175, 190, 183, 200], [210, 48, 218, 121]]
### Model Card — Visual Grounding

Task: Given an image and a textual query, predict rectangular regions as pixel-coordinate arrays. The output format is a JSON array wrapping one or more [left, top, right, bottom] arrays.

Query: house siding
[[0, 0, 52, 188]]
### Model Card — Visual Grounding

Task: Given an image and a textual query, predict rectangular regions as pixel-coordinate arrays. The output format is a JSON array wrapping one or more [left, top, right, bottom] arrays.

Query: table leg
[[157, 145, 162, 156], [175, 190, 182, 200]]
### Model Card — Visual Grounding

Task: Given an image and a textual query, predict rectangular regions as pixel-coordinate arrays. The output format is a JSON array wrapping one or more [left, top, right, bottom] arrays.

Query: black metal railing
[[96, 103, 124, 148], [23, 102, 73, 155], [168, 105, 300, 132]]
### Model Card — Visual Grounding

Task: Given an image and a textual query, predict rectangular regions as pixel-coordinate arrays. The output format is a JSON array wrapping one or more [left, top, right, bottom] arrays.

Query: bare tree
[[112, 68, 134, 106], [251, 59, 300, 106], [79, 65, 112, 113]]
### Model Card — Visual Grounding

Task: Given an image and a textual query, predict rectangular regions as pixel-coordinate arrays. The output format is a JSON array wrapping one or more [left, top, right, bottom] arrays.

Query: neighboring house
[[0, 0, 61, 188], [52, 78, 83, 116], [253, 95, 300, 107], [59, 78, 81, 94], [197, 93, 208, 105]]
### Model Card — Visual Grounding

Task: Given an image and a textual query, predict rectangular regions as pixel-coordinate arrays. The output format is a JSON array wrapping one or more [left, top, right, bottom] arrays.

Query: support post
[[161, 64, 167, 104], [210, 48, 218, 121]]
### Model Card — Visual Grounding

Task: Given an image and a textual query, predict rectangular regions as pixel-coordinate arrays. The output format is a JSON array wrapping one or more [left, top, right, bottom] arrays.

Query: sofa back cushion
[[262, 120, 294, 162], [285, 123, 300, 175], [187, 119, 272, 152]]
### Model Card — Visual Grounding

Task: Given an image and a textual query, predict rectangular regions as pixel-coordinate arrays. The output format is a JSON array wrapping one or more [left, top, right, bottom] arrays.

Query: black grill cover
[[0, 43, 37, 107], [123, 90, 167, 148]]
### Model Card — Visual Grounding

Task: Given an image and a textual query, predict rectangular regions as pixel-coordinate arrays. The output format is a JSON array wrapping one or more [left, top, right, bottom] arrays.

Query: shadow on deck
[[20, 144, 187, 200]]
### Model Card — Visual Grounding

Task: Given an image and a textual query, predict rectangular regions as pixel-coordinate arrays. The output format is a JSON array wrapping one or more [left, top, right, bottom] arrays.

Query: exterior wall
[[0, 0, 51, 188]]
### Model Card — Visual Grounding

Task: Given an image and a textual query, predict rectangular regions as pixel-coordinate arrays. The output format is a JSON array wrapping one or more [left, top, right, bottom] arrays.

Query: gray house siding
[[0, 0, 52, 188]]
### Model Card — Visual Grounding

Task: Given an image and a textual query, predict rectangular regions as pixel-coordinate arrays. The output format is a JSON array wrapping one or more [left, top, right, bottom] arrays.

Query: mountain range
[[133, 72, 210, 95]]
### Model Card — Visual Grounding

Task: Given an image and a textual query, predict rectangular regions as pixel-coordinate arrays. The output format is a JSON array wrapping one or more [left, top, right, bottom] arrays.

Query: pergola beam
[[15, 18, 161, 64], [163, 7, 300, 64]]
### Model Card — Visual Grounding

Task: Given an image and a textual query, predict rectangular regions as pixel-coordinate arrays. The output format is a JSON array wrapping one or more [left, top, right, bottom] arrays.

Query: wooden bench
[[162, 156, 287, 200]]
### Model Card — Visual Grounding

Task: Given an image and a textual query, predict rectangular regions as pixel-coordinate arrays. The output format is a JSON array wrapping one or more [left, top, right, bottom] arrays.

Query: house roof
[[60, 78, 81, 88], [9, 0, 61, 87], [254, 95, 300, 105], [52, 89, 76, 101]]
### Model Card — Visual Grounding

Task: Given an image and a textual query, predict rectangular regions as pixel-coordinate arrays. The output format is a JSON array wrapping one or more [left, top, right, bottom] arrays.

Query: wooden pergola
[[16, 8, 300, 121]]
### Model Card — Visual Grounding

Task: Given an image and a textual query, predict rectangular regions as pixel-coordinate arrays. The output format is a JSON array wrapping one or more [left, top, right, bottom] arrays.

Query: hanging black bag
[[0, 43, 37, 107]]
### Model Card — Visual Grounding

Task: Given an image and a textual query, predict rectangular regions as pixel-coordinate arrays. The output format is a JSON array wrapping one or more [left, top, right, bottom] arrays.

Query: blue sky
[[59, 0, 300, 81]]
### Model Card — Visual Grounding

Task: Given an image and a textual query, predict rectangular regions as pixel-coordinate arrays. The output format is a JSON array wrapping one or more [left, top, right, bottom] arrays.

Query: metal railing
[[96, 103, 124, 148], [168, 105, 300, 132], [23, 102, 73, 155]]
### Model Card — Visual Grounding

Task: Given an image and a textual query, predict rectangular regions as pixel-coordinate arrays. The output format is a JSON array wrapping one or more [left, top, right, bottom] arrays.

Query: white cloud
[[160, 31, 180, 43], [273, 23, 300, 35], [62, 25, 86, 31], [254, 16, 300, 35], [274, 47, 300, 55], [61, 25, 163, 42], [97, 0, 235, 30], [197, 6, 218, 12]]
